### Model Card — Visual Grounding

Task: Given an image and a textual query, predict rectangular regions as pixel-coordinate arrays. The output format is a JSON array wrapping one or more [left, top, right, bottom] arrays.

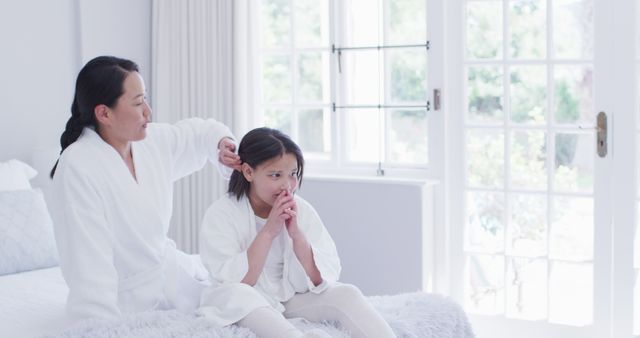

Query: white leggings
[[237, 283, 396, 338]]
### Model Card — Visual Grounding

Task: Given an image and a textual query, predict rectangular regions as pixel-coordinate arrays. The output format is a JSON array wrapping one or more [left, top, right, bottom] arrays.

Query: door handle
[[577, 112, 607, 157], [597, 111, 607, 158]]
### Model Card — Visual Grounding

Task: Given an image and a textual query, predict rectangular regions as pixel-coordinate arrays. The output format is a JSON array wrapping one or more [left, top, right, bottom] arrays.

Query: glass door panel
[[460, 0, 621, 336]]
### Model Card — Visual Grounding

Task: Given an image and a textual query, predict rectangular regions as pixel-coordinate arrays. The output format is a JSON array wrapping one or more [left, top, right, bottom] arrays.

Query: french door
[[447, 0, 638, 337]]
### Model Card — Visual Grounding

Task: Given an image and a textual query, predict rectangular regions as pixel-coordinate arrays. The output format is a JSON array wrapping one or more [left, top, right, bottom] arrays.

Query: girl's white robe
[[198, 193, 342, 326], [50, 118, 233, 320]]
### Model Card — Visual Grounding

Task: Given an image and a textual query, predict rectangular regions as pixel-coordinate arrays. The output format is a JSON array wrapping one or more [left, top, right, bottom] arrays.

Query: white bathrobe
[[198, 193, 342, 326], [50, 118, 233, 320]]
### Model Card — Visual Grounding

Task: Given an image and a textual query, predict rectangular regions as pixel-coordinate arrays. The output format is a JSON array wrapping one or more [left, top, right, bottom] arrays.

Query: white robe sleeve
[[51, 163, 120, 320], [152, 118, 235, 181], [290, 197, 342, 293], [199, 199, 250, 284]]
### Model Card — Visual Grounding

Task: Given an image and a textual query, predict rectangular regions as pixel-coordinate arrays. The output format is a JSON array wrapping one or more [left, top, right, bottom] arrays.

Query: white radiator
[[168, 165, 226, 254], [298, 175, 436, 296]]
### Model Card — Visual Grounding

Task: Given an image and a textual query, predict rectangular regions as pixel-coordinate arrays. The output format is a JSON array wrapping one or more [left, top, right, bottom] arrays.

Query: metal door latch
[[597, 111, 607, 158]]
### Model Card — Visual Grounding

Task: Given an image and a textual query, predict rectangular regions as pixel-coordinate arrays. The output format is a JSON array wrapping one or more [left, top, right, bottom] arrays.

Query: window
[[259, 0, 429, 175]]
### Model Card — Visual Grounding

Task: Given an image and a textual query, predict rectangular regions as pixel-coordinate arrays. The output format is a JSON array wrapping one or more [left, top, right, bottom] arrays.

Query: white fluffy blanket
[[46, 292, 474, 338]]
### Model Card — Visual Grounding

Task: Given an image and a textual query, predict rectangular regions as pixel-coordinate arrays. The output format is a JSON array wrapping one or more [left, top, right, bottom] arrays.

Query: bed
[[0, 267, 73, 337], [0, 267, 475, 337], [0, 158, 474, 337], [1, 269, 474, 338]]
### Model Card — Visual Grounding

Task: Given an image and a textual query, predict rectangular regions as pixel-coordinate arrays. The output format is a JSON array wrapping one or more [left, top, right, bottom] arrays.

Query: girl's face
[[108, 72, 152, 142], [244, 153, 299, 211]]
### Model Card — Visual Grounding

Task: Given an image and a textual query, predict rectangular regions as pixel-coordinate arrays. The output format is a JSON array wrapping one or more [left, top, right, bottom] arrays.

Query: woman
[[49, 56, 240, 320], [198, 128, 396, 338]]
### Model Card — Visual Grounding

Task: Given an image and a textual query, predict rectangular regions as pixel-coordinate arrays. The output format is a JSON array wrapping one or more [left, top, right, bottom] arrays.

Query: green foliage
[[467, 2, 502, 59], [389, 0, 426, 44], [391, 51, 427, 102], [555, 81, 579, 123], [389, 110, 428, 163], [298, 53, 323, 102], [468, 67, 503, 121], [510, 67, 546, 124], [262, 0, 290, 48]]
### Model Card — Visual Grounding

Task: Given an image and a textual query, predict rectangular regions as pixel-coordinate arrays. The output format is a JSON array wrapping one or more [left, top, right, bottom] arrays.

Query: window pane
[[465, 254, 505, 315], [509, 0, 546, 59], [554, 65, 594, 125], [389, 49, 427, 103], [467, 66, 504, 123], [262, 0, 291, 48], [294, 0, 329, 47], [510, 131, 547, 190], [298, 108, 330, 157], [387, 109, 427, 164], [297, 52, 330, 103], [507, 193, 547, 257], [466, 130, 504, 188], [510, 65, 547, 124], [263, 54, 292, 103], [554, 133, 594, 193], [346, 109, 380, 163], [466, 191, 505, 253], [506, 257, 547, 320], [343, 50, 381, 105], [550, 197, 593, 261], [264, 108, 292, 135], [553, 0, 594, 59], [344, 0, 380, 46], [549, 261, 593, 326], [466, 1, 503, 59], [388, 0, 426, 45]]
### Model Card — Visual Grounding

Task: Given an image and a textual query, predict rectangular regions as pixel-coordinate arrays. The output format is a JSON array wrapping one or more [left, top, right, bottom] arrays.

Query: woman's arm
[[152, 118, 236, 181]]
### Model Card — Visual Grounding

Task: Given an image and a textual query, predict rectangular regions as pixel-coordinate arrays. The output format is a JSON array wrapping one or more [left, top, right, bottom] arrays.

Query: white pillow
[[0, 189, 59, 275], [0, 159, 37, 191]]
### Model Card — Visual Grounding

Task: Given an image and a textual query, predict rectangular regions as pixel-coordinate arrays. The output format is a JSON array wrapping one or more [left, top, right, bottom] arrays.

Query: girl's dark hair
[[50, 56, 139, 178], [229, 127, 305, 200]]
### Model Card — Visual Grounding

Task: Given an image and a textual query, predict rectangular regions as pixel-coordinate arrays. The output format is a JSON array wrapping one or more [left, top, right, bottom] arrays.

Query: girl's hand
[[262, 190, 296, 238], [283, 191, 301, 238], [217, 137, 242, 171]]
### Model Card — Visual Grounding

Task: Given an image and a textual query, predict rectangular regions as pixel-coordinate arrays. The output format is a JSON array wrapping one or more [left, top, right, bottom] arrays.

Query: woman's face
[[109, 72, 151, 142], [245, 153, 299, 210]]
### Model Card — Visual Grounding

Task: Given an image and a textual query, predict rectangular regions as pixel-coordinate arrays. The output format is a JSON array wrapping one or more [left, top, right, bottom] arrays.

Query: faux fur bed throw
[[47, 292, 474, 338]]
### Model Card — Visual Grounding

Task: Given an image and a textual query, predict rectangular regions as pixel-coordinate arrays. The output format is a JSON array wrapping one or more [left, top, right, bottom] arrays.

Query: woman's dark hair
[[229, 127, 304, 200], [50, 56, 139, 178]]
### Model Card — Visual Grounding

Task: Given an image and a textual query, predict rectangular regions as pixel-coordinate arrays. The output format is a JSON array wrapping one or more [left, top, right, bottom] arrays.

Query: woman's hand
[[217, 137, 242, 171], [262, 190, 296, 239]]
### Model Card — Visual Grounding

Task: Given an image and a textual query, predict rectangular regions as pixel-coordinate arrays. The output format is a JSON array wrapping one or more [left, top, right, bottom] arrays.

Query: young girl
[[198, 128, 396, 338]]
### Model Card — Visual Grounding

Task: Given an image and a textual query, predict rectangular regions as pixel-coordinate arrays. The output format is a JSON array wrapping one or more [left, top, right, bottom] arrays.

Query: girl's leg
[[282, 283, 396, 338], [238, 306, 302, 338]]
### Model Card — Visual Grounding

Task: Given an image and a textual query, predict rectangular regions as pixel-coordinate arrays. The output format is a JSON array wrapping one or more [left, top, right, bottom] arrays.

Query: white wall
[[0, 0, 151, 184], [78, 0, 152, 90], [0, 0, 78, 164]]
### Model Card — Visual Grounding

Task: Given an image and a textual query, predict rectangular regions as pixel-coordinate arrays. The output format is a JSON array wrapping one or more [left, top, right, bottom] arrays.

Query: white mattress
[[0, 267, 74, 337]]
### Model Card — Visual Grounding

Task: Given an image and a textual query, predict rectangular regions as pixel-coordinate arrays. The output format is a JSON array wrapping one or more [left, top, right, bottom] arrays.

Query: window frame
[[258, 0, 439, 179]]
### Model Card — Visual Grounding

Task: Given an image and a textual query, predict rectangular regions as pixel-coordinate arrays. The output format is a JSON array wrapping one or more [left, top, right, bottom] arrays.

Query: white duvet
[[0, 267, 475, 338], [0, 267, 73, 338]]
